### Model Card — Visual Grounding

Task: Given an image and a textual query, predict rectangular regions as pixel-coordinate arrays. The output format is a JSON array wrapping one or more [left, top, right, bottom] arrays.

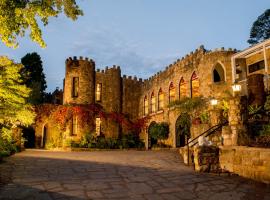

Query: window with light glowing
[[158, 88, 164, 110], [96, 83, 102, 102], [150, 92, 156, 113], [179, 78, 187, 99], [191, 72, 199, 98], [144, 96, 149, 115], [96, 117, 101, 136]]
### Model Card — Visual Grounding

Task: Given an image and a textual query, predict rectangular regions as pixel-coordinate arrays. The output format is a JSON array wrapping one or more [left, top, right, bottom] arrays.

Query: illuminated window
[[179, 78, 187, 99], [169, 82, 176, 103], [158, 88, 164, 110], [96, 117, 101, 136], [72, 77, 79, 97], [96, 83, 102, 102], [71, 115, 77, 136], [144, 96, 149, 115], [191, 72, 199, 98], [150, 92, 156, 113]]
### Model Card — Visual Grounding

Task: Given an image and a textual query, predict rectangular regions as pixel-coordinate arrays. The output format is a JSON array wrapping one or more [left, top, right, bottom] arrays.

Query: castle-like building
[[35, 39, 270, 149]]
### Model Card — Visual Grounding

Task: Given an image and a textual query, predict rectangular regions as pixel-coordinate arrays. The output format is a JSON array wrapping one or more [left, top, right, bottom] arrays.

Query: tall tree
[[21, 52, 47, 104], [248, 9, 270, 45], [0, 56, 35, 130], [0, 0, 83, 48]]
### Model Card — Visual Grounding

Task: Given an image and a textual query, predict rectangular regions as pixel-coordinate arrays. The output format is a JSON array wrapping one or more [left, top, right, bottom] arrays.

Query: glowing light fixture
[[232, 84, 241, 92], [210, 99, 218, 106]]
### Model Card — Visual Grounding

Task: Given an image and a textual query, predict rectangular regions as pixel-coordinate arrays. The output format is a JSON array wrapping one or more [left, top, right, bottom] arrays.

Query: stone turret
[[64, 56, 95, 104]]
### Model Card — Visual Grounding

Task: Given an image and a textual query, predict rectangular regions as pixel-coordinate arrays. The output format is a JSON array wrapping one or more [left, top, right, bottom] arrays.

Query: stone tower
[[63, 56, 95, 105]]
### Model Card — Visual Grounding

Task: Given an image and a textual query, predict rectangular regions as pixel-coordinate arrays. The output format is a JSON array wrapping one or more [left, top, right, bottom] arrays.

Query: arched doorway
[[148, 121, 157, 148], [175, 114, 191, 147], [42, 124, 48, 148], [22, 127, 35, 148]]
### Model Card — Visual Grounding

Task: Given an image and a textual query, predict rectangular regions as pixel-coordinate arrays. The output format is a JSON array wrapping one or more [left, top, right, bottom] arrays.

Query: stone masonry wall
[[141, 47, 236, 147], [219, 146, 270, 184], [64, 57, 95, 104]]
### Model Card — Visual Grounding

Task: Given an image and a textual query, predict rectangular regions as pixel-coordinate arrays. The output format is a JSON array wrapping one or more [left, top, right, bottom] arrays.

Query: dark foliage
[[248, 9, 270, 45], [21, 52, 47, 104]]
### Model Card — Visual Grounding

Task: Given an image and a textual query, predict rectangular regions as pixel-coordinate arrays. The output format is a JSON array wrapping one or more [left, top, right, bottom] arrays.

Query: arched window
[[144, 96, 149, 115], [150, 92, 156, 113], [179, 78, 187, 100], [169, 82, 176, 103], [158, 88, 164, 110], [213, 63, 225, 83], [191, 72, 199, 98]]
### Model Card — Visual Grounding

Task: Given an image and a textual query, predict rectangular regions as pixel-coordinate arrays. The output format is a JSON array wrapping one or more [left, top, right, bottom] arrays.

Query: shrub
[[149, 122, 169, 140], [0, 138, 18, 157], [200, 111, 209, 124], [75, 131, 144, 149]]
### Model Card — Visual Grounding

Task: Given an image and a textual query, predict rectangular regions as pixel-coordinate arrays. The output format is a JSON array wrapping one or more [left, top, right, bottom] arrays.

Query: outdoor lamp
[[210, 99, 218, 106], [232, 84, 241, 92]]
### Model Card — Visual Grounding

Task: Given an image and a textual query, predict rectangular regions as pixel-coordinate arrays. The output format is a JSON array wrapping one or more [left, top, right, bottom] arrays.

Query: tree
[[0, 56, 35, 129], [0, 0, 83, 48], [21, 52, 47, 104], [248, 9, 270, 45]]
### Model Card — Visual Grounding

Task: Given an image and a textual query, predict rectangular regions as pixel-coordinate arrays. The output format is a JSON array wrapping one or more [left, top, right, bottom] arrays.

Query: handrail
[[185, 120, 228, 166], [186, 120, 228, 148]]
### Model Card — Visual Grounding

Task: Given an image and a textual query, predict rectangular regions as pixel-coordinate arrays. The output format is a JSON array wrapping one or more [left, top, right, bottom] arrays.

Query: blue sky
[[0, 0, 269, 91]]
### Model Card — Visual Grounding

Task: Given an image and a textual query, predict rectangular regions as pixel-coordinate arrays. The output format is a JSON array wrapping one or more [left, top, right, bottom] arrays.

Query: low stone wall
[[219, 146, 270, 184], [193, 146, 219, 172]]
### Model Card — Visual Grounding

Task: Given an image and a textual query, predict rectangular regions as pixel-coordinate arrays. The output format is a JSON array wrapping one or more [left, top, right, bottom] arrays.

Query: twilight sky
[[0, 0, 269, 91]]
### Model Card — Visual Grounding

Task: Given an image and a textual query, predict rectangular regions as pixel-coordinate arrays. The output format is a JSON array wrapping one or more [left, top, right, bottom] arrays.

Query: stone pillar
[[209, 108, 222, 126], [224, 97, 243, 146], [193, 146, 219, 172]]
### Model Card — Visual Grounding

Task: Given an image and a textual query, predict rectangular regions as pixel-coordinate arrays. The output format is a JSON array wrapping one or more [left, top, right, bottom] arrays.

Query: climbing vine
[[35, 104, 148, 134]]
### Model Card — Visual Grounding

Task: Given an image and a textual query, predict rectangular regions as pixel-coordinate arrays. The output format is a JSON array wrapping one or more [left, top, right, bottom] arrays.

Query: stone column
[[209, 108, 222, 126], [227, 97, 243, 145]]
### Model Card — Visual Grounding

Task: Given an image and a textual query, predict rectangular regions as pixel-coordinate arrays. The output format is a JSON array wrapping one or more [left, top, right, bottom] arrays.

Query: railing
[[186, 120, 228, 165]]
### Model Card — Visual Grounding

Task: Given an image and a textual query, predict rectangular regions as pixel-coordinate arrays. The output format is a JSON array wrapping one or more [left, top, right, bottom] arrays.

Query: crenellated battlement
[[96, 65, 121, 74], [142, 45, 237, 86], [122, 74, 143, 83], [65, 56, 95, 68]]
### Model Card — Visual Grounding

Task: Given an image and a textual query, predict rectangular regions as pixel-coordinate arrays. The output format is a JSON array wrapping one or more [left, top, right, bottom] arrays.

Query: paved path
[[0, 149, 269, 200]]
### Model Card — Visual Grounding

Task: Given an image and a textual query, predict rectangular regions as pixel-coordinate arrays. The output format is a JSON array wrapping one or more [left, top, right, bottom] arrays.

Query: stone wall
[[64, 57, 95, 104], [193, 146, 219, 172], [219, 146, 270, 184], [141, 47, 236, 147]]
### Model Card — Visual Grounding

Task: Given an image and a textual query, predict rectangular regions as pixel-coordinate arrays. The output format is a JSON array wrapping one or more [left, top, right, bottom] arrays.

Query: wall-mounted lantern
[[210, 99, 218, 106], [232, 84, 241, 92]]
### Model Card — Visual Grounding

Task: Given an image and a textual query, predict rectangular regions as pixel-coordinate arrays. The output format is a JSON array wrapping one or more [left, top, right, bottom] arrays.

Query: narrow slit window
[[144, 96, 149, 115], [72, 77, 79, 97], [96, 117, 101, 136], [72, 115, 77, 136], [96, 83, 102, 102]]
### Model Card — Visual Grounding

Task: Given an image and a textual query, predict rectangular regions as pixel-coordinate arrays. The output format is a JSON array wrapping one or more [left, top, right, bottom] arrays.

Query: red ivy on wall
[[35, 104, 148, 133]]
